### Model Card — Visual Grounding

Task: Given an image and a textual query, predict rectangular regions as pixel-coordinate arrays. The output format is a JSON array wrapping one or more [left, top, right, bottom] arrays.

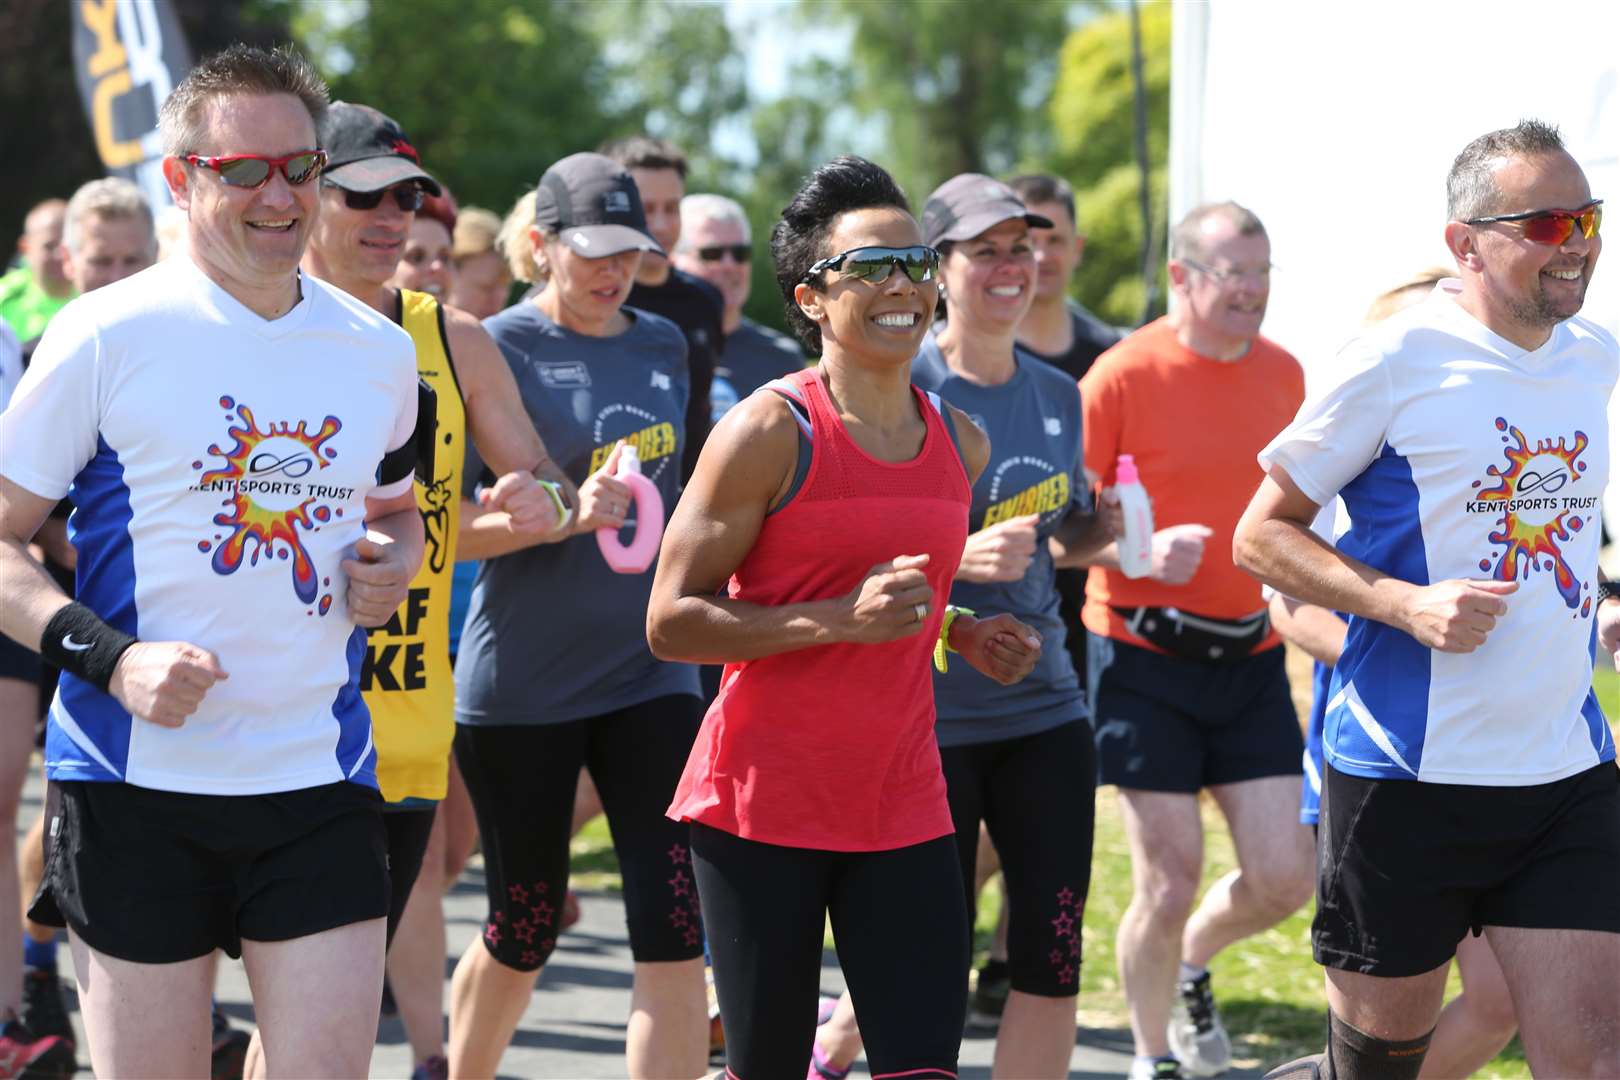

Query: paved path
[[18, 760, 1160, 1078]]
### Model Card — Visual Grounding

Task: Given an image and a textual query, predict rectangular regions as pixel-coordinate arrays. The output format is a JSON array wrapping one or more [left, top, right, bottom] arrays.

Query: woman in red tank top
[[648, 157, 1043, 1080]]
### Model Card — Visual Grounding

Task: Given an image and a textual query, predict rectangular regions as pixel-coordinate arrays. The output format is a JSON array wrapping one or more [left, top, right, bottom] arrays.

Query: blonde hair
[[452, 207, 502, 264], [1363, 267, 1450, 325], [497, 191, 547, 284]]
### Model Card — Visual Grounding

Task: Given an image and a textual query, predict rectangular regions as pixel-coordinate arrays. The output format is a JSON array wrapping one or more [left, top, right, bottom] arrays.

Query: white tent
[[1170, 0, 1620, 523]]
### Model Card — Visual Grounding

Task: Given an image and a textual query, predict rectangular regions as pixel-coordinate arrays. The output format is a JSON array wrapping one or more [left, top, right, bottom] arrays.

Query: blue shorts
[[1088, 633, 1302, 793]]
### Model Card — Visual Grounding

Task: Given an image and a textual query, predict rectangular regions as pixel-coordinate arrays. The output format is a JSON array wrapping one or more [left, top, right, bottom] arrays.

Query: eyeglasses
[[802, 245, 941, 286], [1181, 258, 1273, 284], [1466, 201, 1602, 246], [184, 150, 326, 189], [330, 183, 426, 213], [694, 244, 752, 264]]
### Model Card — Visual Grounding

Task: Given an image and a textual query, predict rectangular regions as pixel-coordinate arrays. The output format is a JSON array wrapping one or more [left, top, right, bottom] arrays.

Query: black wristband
[[40, 602, 138, 693], [1599, 580, 1620, 606]]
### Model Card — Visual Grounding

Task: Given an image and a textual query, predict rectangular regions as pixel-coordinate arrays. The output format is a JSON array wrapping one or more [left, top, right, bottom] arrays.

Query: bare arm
[[345, 488, 426, 627], [446, 307, 577, 560], [0, 476, 76, 646], [646, 393, 937, 663], [2, 475, 228, 726], [1234, 465, 1515, 653], [1268, 592, 1348, 666]]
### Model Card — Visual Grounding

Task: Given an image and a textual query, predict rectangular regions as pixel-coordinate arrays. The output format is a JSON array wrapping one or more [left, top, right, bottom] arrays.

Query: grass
[[571, 659, 1620, 1078]]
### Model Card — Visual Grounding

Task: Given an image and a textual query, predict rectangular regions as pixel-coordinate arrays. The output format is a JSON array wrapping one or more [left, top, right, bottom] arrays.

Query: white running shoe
[[1167, 971, 1232, 1076]]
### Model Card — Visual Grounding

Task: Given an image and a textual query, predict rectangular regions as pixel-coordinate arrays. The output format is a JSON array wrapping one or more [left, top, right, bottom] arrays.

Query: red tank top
[[668, 368, 971, 851]]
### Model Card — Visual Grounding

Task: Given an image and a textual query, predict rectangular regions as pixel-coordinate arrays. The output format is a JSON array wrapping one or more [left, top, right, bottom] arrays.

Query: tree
[[803, 0, 1073, 204], [1047, 2, 1171, 326]]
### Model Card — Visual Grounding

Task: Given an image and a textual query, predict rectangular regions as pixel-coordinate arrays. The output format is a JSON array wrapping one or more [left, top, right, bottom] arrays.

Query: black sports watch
[[1598, 580, 1620, 607]]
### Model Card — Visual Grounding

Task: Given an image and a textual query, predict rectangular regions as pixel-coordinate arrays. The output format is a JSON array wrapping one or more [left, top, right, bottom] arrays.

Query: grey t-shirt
[[454, 302, 701, 726], [710, 317, 804, 423], [911, 332, 1091, 747]]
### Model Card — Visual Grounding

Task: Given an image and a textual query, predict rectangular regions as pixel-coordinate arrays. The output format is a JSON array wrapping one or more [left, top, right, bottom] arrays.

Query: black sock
[[1325, 1010, 1432, 1080]]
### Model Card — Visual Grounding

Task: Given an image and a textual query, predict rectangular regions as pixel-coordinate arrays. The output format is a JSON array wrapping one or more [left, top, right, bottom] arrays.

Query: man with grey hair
[[1241, 119, 1616, 1080], [1080, 200, 1312, 1080], [0, 44, 424, 1078], [672, 193, 803, 423]]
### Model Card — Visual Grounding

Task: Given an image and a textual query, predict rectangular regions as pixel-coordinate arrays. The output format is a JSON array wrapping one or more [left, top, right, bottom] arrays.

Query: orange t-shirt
[[1079, 317, 1304, 651]]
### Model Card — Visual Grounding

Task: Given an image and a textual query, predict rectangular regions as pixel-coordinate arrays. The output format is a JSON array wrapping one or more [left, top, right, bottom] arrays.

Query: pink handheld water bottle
[[596, 442, 665, 574], [1114, 454, 1155, 579]]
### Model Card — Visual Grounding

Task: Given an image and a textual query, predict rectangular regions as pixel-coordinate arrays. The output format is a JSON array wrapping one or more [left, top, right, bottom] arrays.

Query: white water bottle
[[1114, 454, 1155, 579]]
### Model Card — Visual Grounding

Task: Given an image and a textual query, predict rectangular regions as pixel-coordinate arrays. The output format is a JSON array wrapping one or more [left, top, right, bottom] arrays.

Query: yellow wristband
[[933, 605, 975, 674], [537, 479, 574, 533]]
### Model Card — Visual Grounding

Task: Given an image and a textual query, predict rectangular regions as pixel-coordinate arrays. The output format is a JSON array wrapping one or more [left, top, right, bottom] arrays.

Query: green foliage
[[275, 0, 747, 225], [1047, 2, 1171, 326], [277, 0, 621, 218], [807, 0, 1072, 203]]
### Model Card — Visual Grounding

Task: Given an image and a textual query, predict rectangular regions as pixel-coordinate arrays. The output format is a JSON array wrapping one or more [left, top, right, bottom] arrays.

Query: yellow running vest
[[363, 289, 466, 802]]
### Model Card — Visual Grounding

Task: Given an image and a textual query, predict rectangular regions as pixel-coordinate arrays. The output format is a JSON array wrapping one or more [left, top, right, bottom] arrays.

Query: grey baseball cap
[[535, 153, 663, 258], [922, 173, 1053, 247]]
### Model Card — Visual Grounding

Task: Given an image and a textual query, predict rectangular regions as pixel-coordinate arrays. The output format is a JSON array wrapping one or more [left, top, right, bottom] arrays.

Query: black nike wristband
[[40, 602, 139, 693]]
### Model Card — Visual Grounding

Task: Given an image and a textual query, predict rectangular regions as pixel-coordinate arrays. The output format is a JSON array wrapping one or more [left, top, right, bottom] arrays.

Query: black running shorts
[[1089, 634, 1302, 792], [1314, 760, 1620, 977], [31, 779, 389, 964]]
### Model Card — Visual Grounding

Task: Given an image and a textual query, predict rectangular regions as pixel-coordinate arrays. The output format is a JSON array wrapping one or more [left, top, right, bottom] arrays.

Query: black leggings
[[940, 719, 1096, 996], [381, 805, 437, 947], [453, 694, 705, 970], [691, 822, 966, 1080]]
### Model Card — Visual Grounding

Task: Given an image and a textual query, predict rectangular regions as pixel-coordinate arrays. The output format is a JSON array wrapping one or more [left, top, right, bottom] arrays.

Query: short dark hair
[[159, 44, 328, 156], [771, 156, 911, 355], [1007, 174, 1076, 226], [1170, 201, 1266, 262], [1447, 119, 1566, 222], [599, 135, 688, 180]]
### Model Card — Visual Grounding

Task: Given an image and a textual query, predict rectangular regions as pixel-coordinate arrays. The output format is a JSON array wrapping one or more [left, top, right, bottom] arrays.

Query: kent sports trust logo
[[1465, 416, 1598, 615], [190, 396, 352, 616]]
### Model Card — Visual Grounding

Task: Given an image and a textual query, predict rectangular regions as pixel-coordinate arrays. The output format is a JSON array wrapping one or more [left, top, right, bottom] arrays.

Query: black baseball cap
[[535, 152, 663, 258], [922, 173, 1052, 247], [318, 102, 442, 195]]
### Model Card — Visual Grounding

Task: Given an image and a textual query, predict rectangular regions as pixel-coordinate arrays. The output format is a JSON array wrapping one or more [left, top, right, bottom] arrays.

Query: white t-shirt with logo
[[0, 256, 418, 795], [1259, 280, 1617, 786]]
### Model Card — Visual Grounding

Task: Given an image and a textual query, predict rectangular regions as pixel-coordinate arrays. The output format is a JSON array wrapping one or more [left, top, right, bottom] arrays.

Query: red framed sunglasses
[[183, 149, 327, 189], [1466, 200, 1602, 246]]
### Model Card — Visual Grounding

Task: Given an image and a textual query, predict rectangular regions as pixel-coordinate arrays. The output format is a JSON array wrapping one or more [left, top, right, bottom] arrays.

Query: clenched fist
[[110, 642, 229, 728]]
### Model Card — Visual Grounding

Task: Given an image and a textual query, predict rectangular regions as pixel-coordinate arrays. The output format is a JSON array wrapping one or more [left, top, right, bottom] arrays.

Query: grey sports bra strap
[[765, 384, 813, 515]]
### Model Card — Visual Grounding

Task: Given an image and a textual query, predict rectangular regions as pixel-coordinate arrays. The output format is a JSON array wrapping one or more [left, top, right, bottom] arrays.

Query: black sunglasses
[[328, 182, 425, 213], [695, 244, 752, 264], [802, 245, 940, 286]]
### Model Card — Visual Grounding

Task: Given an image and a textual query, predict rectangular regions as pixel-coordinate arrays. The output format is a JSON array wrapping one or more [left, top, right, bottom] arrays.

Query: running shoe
[[0, 1019, 76, 1080], [968, 960, 1010, 1027], [17, 969, 74, 1054], [1127, 1057, 1185, 1080], [409, 1054, 449, 1080], [807, 996, 850, 1080], [1167, 971, 1232, 1077], [210, 1007, 251, 1080]]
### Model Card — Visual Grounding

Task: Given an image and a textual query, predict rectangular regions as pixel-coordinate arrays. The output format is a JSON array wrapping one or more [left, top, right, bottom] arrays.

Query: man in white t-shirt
[[0, 45, 424, 1079], [1236, 120, 1618, 1079]]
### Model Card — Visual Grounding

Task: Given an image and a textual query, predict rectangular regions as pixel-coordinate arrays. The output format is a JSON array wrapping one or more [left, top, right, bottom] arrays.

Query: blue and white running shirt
[[0, 257, 418, 795], [1260, 280, 1617, 786]]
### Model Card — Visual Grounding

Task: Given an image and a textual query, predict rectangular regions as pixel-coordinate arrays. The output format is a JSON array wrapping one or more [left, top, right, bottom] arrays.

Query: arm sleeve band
[[378, 378, 437, 488]]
